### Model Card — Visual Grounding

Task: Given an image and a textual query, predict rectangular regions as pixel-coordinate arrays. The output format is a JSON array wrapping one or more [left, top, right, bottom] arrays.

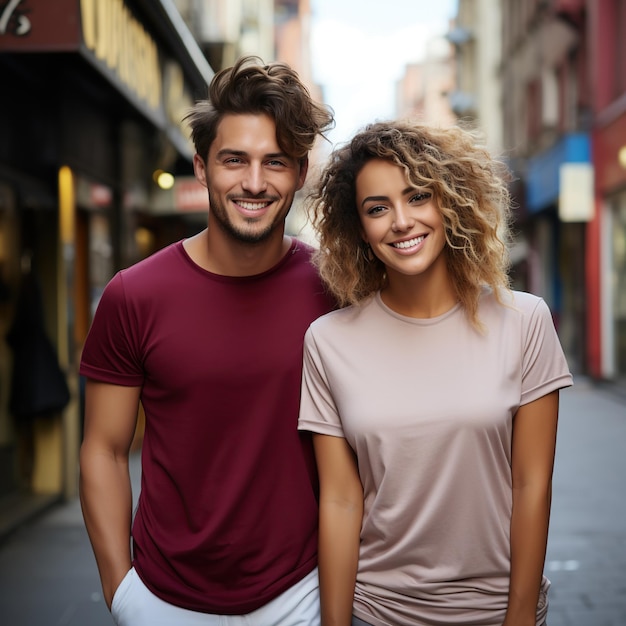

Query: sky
[[310, 0, 459, 147]]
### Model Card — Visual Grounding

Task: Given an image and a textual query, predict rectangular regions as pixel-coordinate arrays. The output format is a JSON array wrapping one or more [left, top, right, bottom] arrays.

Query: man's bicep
[[82, 380, 141, 455]]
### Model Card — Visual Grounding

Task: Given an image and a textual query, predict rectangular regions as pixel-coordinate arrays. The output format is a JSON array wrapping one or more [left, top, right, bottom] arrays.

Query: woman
[[298, 121, 572, 626]]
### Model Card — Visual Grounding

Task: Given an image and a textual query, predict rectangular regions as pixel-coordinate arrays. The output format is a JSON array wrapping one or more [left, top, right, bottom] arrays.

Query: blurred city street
[[1, 1, 626, 624], [0, 377, 625, 626]]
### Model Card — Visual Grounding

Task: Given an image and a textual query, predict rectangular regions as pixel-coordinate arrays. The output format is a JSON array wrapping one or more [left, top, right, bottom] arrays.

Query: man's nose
[[242, 164, 268, 194]]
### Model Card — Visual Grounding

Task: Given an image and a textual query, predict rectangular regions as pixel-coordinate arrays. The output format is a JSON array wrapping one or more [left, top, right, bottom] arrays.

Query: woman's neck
[[381, 269, 458, 319]]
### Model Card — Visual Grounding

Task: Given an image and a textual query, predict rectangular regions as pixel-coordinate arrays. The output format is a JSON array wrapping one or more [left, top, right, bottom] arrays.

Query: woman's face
[[356, 158, 448, 280]]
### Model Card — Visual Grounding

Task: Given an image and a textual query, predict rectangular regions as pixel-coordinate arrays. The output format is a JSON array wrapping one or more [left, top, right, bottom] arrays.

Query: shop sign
[[0, 0, 31, 37], [1, 0, 196, 158], [0, 0, 161, 118], [149, 176, 209, 215], [174, 177, 209, 213], [558, 162, 594, 222], [526, 133, 591, 213], [0, 0, 80, 49], [80, 0, 162, 114]]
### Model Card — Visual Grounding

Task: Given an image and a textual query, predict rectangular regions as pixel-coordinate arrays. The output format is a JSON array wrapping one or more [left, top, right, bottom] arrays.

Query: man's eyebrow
[[215, 149, 291, 160], [215, 149, 247, 159]]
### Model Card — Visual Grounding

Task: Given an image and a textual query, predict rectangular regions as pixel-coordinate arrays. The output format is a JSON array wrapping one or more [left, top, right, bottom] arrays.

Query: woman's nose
[[392, 206, 414, 231]]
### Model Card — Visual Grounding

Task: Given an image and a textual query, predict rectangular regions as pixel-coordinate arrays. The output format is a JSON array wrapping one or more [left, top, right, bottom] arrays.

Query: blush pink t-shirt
[[299, 288, 572, 626]]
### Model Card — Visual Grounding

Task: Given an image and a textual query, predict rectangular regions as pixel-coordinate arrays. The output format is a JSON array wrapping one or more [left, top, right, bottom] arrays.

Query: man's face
[[194, 113, 308, 244]]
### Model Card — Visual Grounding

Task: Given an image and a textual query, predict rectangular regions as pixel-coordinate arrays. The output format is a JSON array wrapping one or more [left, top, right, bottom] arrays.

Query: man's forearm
[[79, 446, 134, 609]]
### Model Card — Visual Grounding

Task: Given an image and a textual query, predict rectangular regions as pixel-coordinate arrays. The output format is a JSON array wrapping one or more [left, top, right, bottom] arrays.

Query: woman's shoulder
[[482, 286, 546, 312], [308, 295, 377, 334], [479, 288, 554, 333]]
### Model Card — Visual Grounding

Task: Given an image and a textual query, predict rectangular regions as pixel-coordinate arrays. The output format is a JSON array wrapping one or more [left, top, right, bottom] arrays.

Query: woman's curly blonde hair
[[307, 120, 513, 330]]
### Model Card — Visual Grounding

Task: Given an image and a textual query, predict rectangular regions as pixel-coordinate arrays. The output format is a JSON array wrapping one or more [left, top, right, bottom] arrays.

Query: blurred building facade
[[498, 0, 589, 377], [446, 0, 504, 154], [498, 0, 626, 384], [438, 0, 625, 388], [395, 36, 457, 129], [0, 0, 214, 523], [0, 0, 320, 530], [588, 0, 626, 383]]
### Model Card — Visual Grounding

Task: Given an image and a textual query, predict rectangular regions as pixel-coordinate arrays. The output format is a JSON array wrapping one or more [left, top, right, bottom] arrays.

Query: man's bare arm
[[79, 380, 141, 609]]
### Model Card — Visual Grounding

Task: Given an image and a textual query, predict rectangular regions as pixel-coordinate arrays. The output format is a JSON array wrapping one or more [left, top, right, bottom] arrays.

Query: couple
[[79, 56, 572, 626]]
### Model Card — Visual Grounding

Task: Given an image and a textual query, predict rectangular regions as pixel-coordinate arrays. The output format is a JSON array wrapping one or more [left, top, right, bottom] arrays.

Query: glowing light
[[618, 145, 626, 169], [153, 169, 175, 190]]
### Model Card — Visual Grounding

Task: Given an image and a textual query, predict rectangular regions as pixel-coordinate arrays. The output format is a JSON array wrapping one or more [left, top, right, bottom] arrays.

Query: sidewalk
[[0, 452, 141, 626], [544, 377, 626, 626], [0, 378, 624, 625]]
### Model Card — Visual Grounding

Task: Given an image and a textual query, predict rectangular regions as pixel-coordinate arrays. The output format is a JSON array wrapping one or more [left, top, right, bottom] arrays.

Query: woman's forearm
[[318, 498, 363, 626], [312, 433, 364, 626], [504, 484, 551, 626]]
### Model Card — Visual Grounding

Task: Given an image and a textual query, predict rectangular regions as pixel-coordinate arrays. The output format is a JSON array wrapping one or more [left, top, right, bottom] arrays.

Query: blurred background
[[0, 1, 625, 624]]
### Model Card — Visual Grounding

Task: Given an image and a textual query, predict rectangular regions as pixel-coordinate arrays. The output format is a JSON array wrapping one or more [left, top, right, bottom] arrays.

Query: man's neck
[[183, 229, 292, 277]]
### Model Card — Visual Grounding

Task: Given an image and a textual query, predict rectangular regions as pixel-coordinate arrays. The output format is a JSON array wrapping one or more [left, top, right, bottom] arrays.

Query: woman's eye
[[409, 192, 431, 203], [366, 205, 386, 216]]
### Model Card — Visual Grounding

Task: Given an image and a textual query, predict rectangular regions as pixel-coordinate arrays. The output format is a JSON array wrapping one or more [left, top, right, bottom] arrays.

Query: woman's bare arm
[[313, 433, 364, 626], [504, 390, 560, 626]]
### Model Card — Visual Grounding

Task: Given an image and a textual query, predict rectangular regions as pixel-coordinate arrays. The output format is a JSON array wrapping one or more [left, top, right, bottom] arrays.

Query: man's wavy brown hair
[[185, 56, 334, 162], [308, 120, 512, 329]]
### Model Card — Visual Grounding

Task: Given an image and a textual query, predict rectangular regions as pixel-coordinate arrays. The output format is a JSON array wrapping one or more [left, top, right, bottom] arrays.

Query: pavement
[[0, 377, 625, 626], [543, 378, 626, 626]]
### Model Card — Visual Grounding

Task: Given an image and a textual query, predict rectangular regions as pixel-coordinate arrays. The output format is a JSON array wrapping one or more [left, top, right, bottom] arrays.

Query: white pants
[[111, 567, 320, 626]]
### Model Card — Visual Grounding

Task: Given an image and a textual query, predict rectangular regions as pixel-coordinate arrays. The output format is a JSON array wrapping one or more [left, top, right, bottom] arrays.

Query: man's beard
[[209, 195, 286, 244]]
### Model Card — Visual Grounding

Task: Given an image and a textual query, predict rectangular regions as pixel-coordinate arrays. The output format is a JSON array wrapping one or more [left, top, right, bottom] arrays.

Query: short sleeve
[[520, 297, 573, 405], [79, 272, 144, 386], [298, 326, 345, 437]]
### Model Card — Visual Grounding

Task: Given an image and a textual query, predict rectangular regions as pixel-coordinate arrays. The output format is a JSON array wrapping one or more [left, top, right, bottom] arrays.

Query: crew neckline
[[374, 290, 462, 325], [175, 238, 303, 281]]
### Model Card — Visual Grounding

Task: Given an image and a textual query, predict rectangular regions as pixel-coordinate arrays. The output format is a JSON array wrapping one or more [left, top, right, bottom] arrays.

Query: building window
[[541, 68, 559, 128], [527, 79, 541, 141]]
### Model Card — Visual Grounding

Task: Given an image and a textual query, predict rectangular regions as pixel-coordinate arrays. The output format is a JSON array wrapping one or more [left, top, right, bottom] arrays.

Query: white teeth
[[239, 201, 270, 210], [392, 236, 424, 249]]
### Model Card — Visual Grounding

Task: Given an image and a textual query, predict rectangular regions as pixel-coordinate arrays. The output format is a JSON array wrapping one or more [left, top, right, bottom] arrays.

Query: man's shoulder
[[286, 239, 323, 281], [120, 241, 182, 278], [109, 242, 187, 296], [99, 241, 184, 306], [290, 238, 316, 263]]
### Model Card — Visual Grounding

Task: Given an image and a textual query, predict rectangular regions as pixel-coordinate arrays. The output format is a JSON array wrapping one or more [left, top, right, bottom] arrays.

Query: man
[[79, 56, 335, 625]]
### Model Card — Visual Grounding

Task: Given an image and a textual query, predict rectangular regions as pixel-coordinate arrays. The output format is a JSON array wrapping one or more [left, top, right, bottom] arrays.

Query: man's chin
[[228, 224, 276, 245]]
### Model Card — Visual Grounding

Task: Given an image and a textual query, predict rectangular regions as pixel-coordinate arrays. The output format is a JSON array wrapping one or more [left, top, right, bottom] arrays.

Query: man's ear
[[193, 154, 208, 187], [296, 157, 309, 191]]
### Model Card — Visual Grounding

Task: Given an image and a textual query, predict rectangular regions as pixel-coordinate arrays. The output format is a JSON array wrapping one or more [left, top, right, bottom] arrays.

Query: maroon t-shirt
[[80, 239, 335, 614]]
